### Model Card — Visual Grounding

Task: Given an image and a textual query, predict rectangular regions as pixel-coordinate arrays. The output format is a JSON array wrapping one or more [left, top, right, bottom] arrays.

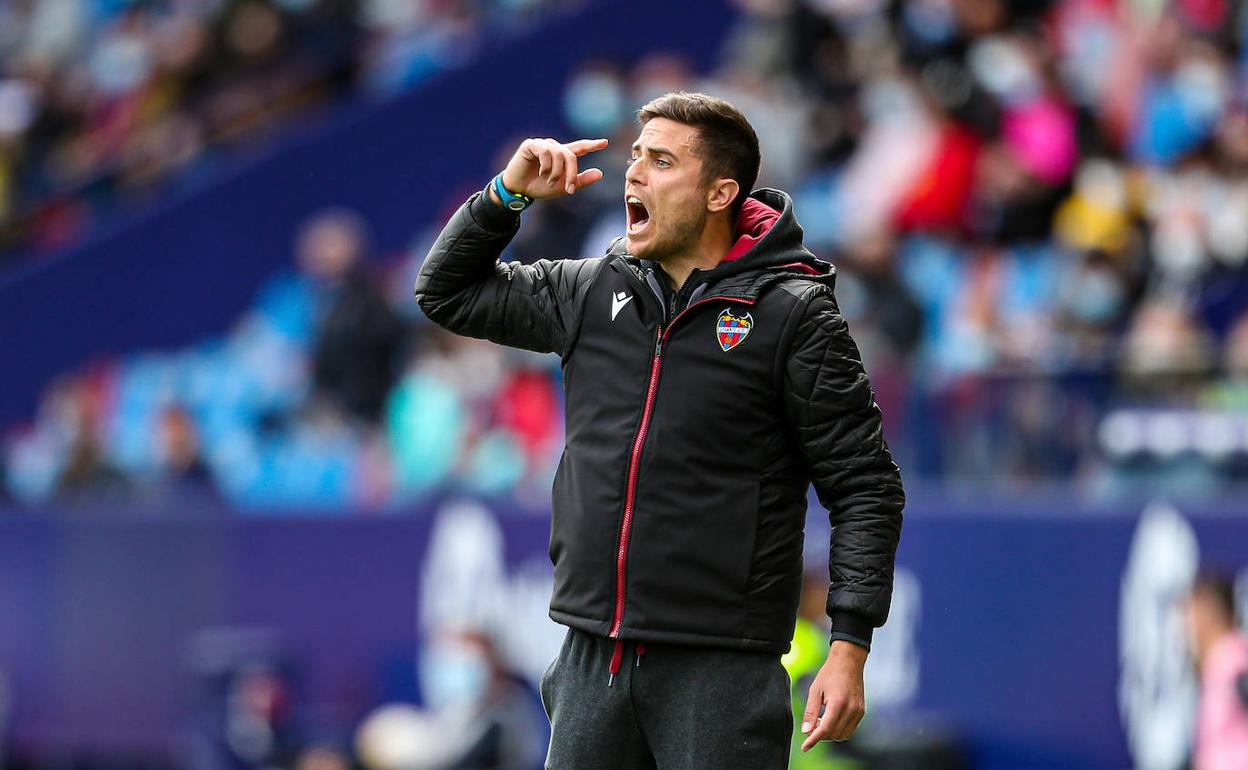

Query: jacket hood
[[613, 188, 835, 299], [721, 189, 825, 274], [723, 195, 785, 263]]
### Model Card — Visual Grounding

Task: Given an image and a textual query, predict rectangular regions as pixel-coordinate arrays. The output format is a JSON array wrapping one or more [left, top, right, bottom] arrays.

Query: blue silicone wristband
[[493, 173, 532, 212]]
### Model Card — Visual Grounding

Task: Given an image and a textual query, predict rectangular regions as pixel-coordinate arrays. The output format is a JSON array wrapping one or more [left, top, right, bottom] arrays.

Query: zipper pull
[[654, 333, 663, 358]]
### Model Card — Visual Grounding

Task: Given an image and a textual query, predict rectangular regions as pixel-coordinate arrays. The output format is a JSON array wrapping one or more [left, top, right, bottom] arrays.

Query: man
[[1182, 572, 1248, 770], [415, 92, 904, 769]]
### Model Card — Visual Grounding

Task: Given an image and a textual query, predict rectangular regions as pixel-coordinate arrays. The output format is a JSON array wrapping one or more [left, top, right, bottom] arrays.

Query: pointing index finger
[[565, 138, 610, 156]]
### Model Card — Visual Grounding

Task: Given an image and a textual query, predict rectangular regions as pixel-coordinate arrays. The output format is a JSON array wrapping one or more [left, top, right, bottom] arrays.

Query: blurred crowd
[[0, 0, 581, 263], [6, 0, 1248, 509], [3, 204, 566, 509]]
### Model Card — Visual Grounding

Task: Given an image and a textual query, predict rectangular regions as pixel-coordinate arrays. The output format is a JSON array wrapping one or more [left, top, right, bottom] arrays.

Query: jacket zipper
[[607, 294, 757, 642]]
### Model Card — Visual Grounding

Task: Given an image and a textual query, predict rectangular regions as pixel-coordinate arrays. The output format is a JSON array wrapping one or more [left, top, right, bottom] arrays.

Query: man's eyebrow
[[630, 143, 678, 159]]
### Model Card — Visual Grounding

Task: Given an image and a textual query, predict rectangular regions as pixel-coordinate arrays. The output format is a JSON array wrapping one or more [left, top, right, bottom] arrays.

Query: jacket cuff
[[468, 184, 522, 233], [830, 611, 873, 651]]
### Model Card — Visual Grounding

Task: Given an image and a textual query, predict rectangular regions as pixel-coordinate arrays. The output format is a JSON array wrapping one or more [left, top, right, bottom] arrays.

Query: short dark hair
[[1191, 571, 1237, 624], [637, 92, 761, 221]]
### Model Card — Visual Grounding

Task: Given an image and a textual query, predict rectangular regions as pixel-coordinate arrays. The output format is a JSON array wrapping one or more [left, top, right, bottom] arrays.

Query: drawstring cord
[[607, 640, 649, 685], [608, 639, 624, 686]]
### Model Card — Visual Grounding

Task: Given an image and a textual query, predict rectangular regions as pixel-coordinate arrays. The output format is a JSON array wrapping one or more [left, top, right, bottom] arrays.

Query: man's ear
[[706, 178, 739, 215]]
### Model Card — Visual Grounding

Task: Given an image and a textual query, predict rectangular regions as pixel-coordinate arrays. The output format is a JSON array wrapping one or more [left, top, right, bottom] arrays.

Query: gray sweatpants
[[540, 628, 793, 769]]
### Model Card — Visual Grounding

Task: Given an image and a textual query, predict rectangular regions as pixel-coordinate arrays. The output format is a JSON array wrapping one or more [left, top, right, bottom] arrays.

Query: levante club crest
[[716, 308, 753, 352]]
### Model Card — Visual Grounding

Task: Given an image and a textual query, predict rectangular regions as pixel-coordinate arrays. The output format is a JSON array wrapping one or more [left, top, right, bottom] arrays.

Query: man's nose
[[625, 159, 643, 186]]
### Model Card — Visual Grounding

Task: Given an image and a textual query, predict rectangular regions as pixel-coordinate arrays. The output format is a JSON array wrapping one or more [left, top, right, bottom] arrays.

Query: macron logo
[[611, 291, 633, 321]]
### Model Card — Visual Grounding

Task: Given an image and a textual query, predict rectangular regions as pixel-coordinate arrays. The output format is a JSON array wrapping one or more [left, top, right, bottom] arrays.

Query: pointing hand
[[499, 137, 610, 200]]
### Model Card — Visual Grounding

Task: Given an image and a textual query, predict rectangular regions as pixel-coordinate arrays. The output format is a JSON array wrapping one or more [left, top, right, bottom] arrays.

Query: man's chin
[[626, 235, 643, 257], [626, 235, 658, 260]]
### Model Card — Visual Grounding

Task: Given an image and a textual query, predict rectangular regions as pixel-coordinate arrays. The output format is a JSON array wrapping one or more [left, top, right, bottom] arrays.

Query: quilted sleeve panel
[[782, 285, 905, 649]]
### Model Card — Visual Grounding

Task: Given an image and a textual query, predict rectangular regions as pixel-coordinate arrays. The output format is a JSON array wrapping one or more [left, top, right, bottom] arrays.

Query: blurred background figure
[[297, 208, 404, 427], [187, 628, 304, 770], [153, 403, 216, 500], [48, 374, 132, 504], [357, 627, 546, 770], [1183, 572, 1248, 770]]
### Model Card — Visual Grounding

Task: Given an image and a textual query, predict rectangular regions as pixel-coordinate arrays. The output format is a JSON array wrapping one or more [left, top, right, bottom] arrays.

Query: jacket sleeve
[[782, 285, 905, 651], [414, 187, 604, 356]]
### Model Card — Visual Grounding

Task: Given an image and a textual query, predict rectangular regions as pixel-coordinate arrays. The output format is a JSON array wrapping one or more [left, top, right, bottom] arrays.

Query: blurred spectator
[[1182, 572, 1248, 770], [224, 664, 300, 767], [1121, 299, 1218, 391], [488, 362, 561, 483], [421, 628, 546, 770], [357, 627, 546, 770], [834, 229, 923, 367], [386, 334, 474, 499], [51, 375, 132, 503], [299, 208, 405, 425], [153, 404, 216, 499], [188, 628, 303, 770]]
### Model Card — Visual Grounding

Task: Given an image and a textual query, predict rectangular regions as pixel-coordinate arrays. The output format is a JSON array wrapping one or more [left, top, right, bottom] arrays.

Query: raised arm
[[414, 138, 609, 355]]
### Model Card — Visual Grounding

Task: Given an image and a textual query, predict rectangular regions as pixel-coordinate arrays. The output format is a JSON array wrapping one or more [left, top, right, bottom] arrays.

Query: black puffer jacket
[[415, 186, 904, 654]]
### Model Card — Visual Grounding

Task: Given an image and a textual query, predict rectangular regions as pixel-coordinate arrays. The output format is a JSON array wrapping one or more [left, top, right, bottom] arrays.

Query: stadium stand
[[0, 0, 583, 264], [2, 2, 1248, 768], [5, 0, 1248, 507]]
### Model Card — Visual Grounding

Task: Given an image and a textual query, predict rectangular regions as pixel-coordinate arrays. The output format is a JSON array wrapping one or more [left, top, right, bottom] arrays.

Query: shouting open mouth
[[626, 195, 651, 236]]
